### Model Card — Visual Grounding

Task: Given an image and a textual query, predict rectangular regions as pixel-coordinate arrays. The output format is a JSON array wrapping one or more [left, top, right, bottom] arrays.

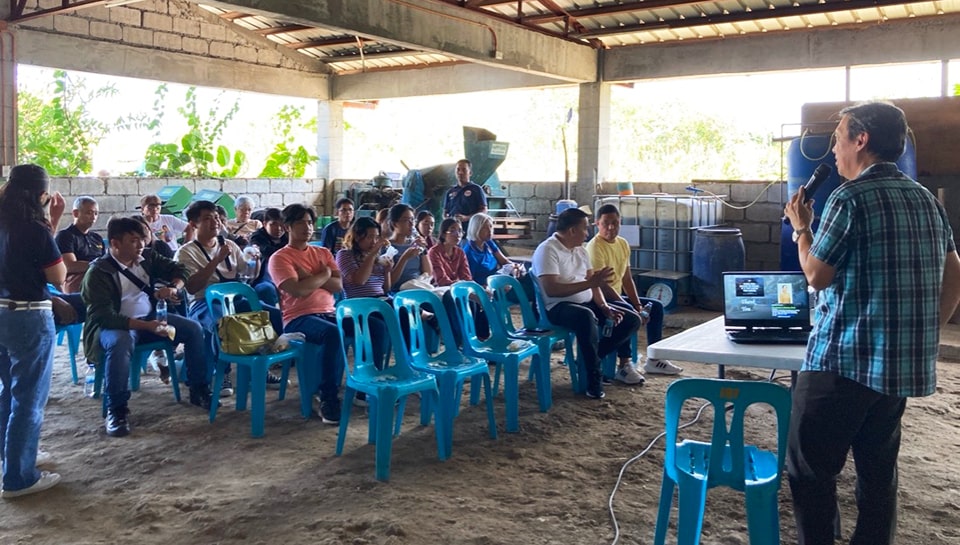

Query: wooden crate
[[491, 217, 535, 240]]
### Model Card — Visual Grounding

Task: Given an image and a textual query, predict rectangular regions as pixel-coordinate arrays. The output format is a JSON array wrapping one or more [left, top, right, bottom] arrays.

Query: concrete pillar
[[0, 14, 17, 175], [316, 99, 344, 181], [575, 81, 610, 208]]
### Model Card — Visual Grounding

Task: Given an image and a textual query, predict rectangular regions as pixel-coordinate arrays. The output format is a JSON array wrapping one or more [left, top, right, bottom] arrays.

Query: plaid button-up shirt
[[805, 162, 955, 397]]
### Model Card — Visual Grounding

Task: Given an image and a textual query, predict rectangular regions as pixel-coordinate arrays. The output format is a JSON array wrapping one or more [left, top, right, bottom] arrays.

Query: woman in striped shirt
[[336, 217, 393, 299]]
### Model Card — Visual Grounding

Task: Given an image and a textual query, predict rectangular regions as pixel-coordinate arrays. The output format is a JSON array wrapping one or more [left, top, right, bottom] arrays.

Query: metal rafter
[[568, 0, 945, 38]]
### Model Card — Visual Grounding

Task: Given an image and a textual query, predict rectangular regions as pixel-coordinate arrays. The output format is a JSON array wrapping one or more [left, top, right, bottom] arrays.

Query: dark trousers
[[787, 371, 906, 545], [285, 312, 388, 403], [546, 300, 640, 390], [608, 296, 664, 359]]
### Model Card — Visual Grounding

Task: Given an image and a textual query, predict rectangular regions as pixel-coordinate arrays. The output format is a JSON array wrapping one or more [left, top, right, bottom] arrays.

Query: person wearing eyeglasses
[[783, 101, 960, 545], [428, 217, 488, 342], [139, 194, 194, 253], [319, 198, 355, 254]]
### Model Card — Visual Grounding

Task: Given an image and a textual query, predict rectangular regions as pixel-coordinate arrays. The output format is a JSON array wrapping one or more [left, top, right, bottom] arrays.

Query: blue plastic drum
[[693, 227, 745, 311], [779, 133, 917, 270]]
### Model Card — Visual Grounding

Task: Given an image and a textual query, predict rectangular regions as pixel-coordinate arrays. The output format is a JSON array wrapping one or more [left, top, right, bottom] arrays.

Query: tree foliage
[[608, 99, 781, 183], [141, 85, 247, 177], [17, 69, 140, 176], [258, 105, 318, 177]]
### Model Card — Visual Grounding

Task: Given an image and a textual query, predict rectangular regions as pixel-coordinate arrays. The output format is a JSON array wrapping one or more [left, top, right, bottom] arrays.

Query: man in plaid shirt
[[784, 101, 960, 545]]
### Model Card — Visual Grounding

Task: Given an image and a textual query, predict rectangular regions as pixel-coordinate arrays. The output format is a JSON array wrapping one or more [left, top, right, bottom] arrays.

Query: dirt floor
[[2, 327, 959, 545]]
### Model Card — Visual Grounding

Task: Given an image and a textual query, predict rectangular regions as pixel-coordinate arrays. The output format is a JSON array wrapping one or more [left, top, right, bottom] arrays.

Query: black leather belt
[[0, 298, 53, 311]]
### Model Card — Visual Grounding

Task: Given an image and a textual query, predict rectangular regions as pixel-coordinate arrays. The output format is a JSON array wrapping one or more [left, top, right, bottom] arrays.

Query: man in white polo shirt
[[531, 208, 640, 400]]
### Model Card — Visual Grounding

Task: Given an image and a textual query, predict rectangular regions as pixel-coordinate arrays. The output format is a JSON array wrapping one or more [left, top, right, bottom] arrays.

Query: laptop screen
[[722, 271, 812, 330]]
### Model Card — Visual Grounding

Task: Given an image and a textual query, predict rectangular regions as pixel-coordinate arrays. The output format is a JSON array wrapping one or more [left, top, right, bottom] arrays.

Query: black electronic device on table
[[722, 271, 812, 345]]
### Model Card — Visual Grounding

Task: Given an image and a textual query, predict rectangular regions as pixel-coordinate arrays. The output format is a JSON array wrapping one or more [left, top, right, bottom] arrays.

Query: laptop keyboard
[[726, 329, 810, 344]]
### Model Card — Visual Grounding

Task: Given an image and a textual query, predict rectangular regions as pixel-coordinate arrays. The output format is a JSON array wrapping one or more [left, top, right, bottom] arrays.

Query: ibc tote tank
[[779, 133, 917, 270]]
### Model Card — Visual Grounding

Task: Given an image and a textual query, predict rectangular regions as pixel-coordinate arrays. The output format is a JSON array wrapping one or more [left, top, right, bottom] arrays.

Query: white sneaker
[[643, 359, 683, 375], [36, 450, 53, 467], [614, 365, 646, 385], [1, 471, 61, 499], [147, 350, 166, 373]]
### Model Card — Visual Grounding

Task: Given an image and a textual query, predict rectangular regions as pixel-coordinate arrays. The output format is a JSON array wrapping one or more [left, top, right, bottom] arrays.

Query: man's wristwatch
[[792, 227, 812, 243]]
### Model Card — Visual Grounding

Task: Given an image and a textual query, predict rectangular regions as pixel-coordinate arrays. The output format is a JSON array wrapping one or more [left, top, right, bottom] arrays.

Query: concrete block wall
[[19, 0, 310, 73], [324, 179, 786, 270], [48, 176, 327, 234]]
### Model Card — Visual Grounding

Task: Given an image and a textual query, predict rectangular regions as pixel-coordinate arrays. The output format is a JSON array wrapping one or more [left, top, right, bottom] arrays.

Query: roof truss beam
[[183, 0, 597, 82]]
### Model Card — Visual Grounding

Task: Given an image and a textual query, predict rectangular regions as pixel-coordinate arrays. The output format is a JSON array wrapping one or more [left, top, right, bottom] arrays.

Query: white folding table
[[647, 316, 806, 381]]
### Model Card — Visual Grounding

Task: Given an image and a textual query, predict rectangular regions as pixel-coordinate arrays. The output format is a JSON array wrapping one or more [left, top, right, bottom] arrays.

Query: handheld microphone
[[802, 164, 833, 204], [784, 164, 832, 225]]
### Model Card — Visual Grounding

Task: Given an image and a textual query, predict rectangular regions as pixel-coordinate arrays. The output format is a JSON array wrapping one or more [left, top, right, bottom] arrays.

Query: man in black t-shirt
[[55, 196, 104, 294], [53, 196, 104, 325]]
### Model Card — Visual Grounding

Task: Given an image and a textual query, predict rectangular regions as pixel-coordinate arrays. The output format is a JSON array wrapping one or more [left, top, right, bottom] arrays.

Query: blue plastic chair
[[653, 378, 792, 545], [393, 289, 497, 459], [205, 282, 303, 438], [487, 274, 566, 408], [528, 274, 587, 393], [334, 297, 442, 481], [449, 281, 545, 433], [95, 339, 179, 417], [56, 322, 83, 384]]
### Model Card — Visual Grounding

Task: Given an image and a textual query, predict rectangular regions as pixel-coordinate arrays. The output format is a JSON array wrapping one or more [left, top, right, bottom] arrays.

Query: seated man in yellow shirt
[[585, 203, 683, 384]]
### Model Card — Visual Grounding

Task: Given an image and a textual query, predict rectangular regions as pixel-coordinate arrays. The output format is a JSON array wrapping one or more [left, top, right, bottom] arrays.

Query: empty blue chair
[[393, 289, 497, 459], [487, 274, 565, 409], [449, 281, 545, 433], [205, 282, 303, 438], [56, 322, 83, 384], [335, 297, 442, 481], [654, 378, 792, 545], [528, 274, 586, 393]]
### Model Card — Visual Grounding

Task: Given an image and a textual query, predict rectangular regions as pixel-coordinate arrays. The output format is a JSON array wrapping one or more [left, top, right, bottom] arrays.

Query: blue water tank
[[779, 134, 917, 270]]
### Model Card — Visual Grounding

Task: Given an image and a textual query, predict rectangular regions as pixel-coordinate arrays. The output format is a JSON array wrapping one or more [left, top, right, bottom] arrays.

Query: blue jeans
[[546, 300, 640, 391], [254, 281, 278, 306], [0, 308, 55, 492], [612, 296, 664, 359], [99, 313, 207, 411], [285, 313, 388, 403], [188, 297, 283, 382]]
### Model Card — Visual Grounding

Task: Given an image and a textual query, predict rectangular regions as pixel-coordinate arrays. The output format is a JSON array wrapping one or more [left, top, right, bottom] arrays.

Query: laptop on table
[[722, 271, 812, 345]]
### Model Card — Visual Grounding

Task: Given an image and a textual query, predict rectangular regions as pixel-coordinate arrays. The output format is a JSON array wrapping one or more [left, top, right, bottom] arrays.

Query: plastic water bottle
[[602, 318, 614, 338], [638, 302, 654, 321], [242, 245, 260, 283], [83, 363, 96, 398], [156, 299, 167, 325]]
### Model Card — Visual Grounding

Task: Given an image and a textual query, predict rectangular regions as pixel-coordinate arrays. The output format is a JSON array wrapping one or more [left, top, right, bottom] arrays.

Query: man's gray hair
[[235, 195, 257, 209], [72, 196, 97, 210]]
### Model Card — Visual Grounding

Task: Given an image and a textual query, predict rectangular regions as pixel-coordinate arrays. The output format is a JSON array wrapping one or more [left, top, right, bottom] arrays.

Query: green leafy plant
[[18, 70, 141, 175], [141, 85, 246, 177], [258, 105, 318, 177]]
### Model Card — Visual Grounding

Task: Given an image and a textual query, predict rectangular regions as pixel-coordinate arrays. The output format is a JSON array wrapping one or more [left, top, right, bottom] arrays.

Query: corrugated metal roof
[[196, 0, 960, 73]]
